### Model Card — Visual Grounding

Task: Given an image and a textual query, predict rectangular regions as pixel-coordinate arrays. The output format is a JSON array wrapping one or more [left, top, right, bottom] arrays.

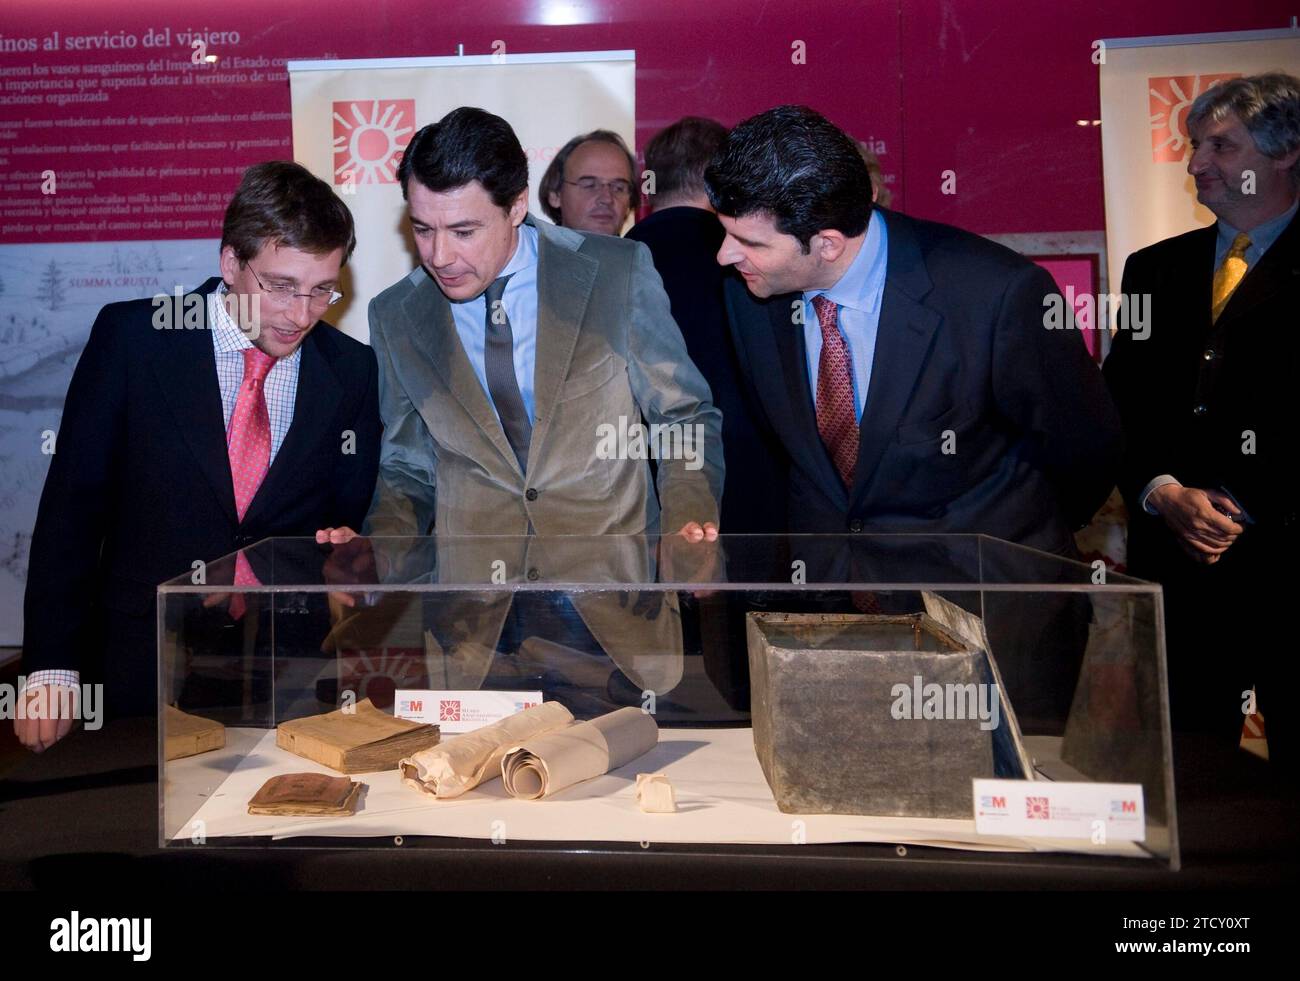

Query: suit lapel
[[529, 219, 597, 475], [242, 329, 342, 527], [1175, 226, 1216, 339], [849, 212, 941, 511], [150, 278, 237, 526], [400, 271, 522, 476]]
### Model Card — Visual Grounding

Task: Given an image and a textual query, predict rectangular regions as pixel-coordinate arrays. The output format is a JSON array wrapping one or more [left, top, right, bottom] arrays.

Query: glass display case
[[158, 533, 1176, 867]]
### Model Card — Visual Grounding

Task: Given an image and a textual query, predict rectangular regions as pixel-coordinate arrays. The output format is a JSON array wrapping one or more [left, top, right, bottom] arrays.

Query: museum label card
[[972, 779, 1146, 841], [394, 690, 544, 734]]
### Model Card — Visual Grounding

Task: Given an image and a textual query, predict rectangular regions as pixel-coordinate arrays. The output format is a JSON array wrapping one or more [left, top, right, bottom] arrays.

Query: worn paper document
[[400, 701, 574, 798], [247, 772, 364, 816], [500, 707, 659, 800]]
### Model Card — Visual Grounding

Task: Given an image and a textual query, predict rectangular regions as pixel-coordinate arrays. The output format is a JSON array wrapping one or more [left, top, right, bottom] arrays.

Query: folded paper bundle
[[500, 707, 659, 800], [399, 701, 574, 798], [636, 773, 677, 813]]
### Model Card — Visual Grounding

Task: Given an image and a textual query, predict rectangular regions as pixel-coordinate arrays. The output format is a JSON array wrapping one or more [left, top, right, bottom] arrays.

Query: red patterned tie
[[227, 347, 277, 618], [812, 294, 859, 489]]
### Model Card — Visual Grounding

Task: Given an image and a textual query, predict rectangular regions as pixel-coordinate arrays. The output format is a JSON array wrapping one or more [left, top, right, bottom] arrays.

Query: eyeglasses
[[563, 177, 633, 198], [246, 264, 344, 308]]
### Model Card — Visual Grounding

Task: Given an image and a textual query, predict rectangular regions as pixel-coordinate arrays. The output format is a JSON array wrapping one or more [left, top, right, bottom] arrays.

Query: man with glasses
[[16, 161, 381, 751], [540, 129, 639, 235]]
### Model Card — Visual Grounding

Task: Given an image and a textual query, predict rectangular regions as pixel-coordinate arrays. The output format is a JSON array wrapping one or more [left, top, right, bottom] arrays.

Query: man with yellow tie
[[1104, 72, 1299, 785]]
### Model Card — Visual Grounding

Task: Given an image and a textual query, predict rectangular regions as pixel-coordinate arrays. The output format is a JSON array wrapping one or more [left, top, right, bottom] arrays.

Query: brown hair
[[221, 161, 357, 264], [539, 130, 640, 224], [644, 116, 728, 203]]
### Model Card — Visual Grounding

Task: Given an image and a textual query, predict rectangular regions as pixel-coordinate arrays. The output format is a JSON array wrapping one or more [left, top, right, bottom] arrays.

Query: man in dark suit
[[16, 161, 381, 750], [626, 115, 787, 533], [1104, 73, 1299, 777], [705, 105, 1121, 555]]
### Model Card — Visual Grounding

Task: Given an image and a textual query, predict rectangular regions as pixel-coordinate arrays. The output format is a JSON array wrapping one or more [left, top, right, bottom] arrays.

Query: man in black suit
[[705, 105, 1121, 554], [703, 106, 1122, 729], [1104, 73, 1299, 776], [16, 161, 381, 750], [626, 116, 787, 533]]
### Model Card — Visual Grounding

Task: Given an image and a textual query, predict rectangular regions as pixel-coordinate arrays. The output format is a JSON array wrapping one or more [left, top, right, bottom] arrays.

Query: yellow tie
[[1211, 232, 1251, 323]]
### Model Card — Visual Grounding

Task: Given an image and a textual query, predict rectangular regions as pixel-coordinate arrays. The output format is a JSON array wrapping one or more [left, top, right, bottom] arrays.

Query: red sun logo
[[332, 99, 415, 185], [1148, 74, 1239, 163]]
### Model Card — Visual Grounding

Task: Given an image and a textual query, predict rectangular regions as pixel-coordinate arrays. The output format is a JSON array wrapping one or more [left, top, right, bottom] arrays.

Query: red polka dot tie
[[812, 295, 859, 489], [227, 346, 277, 618]]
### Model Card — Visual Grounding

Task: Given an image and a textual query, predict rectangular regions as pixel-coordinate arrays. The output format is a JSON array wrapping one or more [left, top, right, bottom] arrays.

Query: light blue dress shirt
[[1214, 198, 1298, 273], [801, 209, 888, 422], [449, 222, 540, 424]]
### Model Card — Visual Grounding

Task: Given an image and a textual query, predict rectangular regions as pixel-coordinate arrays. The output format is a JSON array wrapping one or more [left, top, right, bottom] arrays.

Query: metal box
[[746, 593, 1032, 819]]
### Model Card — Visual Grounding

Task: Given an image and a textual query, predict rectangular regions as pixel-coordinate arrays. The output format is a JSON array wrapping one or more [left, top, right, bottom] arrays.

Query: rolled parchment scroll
[[399, 701, 574, 798], [500, 707, 659, 800]]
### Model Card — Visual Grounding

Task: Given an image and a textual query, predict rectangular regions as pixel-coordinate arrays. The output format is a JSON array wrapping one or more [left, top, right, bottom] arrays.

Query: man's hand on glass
[[676, 521, 719, 543], [316, 526, 378, 607], [664, 522, 723, 597]]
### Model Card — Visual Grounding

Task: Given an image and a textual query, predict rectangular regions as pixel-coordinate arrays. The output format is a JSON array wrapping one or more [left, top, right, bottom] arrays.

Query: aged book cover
[[247, 772, 364, 816], [164, 704, 226, 761], [277, 698, 440, 773]]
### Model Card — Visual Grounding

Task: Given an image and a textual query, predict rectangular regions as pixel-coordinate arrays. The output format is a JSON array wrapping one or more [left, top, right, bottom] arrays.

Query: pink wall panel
[[898, 1, 1291, 231], [3, 0, 1293, 236]]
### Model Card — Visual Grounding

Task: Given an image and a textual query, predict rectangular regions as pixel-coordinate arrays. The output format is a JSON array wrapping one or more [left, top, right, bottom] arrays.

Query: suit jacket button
[[849, 519, 863, 533], [525, 488, 539, 501], [526, 568, 541, 582], [1203, 349, 1216, 361]]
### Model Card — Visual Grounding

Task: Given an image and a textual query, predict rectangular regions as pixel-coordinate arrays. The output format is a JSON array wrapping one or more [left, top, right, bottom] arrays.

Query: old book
[[164, 704, 225, 761], [248, 773, 364, 816], [277, 698, 440, 774]]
